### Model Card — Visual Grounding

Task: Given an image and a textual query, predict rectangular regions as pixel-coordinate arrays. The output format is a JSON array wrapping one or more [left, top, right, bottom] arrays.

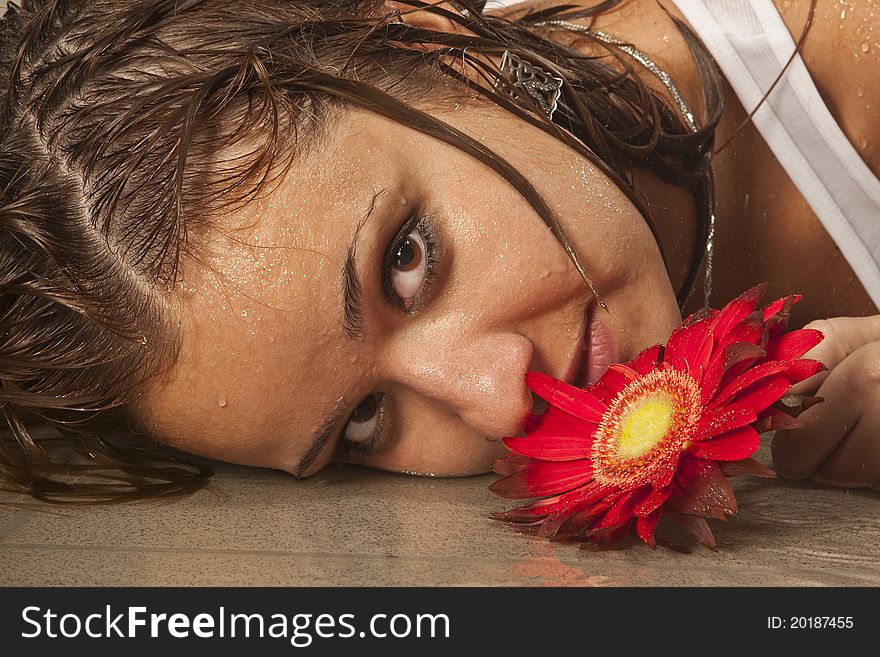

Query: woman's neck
[[588, 0, 879, 323]]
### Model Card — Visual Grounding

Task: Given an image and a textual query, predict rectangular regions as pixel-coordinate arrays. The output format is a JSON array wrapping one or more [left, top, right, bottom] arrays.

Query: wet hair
[[0, 0, 723, 502]]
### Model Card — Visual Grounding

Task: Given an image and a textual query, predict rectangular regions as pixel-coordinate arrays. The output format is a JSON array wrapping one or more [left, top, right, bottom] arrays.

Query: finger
[[771, 341, 880, 479], [787, 316, 880, 396], [811, 420, 880, 488]]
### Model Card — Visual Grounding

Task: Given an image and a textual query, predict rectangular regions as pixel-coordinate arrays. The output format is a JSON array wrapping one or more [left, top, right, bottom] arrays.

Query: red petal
[[491, 505, 552, 523], [713, 283, 767, 338], [764, 328, 824, 361], [724, 376, 793, 414], [800, 395, 825, 413], [681, 305, 717, 327], [608, 364, 639, 380], [651, 456, 680, 488], [763, 294, 802, 337], [713, 364, 823, 415], [636, 509, 662, 548], [672, 455, 738, 518], [783, 358, 826, 385], [688, 425, 760, 461], [592, 489, 640, 531], [526, 372, 606, 423], [589, 366, 634, 405], [634, 485, 671, 517], [492, 502, 563, 526], [762, 293, 801, 322], [691, 404, 757, 442], [586, 345, 663, 406], [557, 494, 618, 537], [670, 512, 718, 550], [663, 313, 717, 381], [489, 460, 593, 499], [720, 458, 776, 478], [700, 342, 767, 405], [492, 453, 531, 476], [716, 311, 766, 355], [523, 414, 542, 434], [629, 344, 663, 375], [541, 486, 615, 538], [522, 405, 599, 439], [669, 490, 725, 520], [493, 480, 608, 522], [753, 407, 804, 433], [709, 360, 806, 410], [586, 520, 635, 547], [503, 435, 593, 461]]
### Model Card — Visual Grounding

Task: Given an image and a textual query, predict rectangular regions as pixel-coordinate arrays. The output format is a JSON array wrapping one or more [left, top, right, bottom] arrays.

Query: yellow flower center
[[592, 366, 703, 489], [617, 395, 675, 459]]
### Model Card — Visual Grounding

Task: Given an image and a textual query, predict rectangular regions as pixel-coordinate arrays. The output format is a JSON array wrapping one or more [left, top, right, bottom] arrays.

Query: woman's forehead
[[144, 107, 462, 455]]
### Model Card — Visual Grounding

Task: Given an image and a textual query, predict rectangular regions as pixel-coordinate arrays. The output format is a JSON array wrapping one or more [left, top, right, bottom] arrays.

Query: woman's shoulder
[[772, 0, 880, 178]]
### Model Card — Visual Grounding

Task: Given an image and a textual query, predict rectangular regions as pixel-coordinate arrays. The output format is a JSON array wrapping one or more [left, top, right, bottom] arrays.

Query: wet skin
[[140, 0, 880, 484], [140, 100, 685, 478]]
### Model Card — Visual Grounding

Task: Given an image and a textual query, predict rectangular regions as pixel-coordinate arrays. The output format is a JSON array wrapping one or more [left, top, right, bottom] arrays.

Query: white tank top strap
[[669, 0, 880, 308]]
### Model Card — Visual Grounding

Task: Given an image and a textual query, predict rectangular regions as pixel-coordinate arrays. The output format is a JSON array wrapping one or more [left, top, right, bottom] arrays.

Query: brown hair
[[0, 0, 723, 502]]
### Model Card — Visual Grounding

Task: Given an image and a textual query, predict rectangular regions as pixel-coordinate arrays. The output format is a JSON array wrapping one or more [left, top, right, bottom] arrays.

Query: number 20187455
[[767, 617, 854, 629]]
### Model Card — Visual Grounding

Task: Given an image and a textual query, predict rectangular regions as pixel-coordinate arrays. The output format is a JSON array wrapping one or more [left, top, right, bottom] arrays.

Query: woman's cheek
[[362, 433, 508, 476]]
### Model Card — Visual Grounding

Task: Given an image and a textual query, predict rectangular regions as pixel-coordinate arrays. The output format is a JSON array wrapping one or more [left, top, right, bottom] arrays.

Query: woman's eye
[[343, 393, 382, 444], [388, 227, 428, 310]]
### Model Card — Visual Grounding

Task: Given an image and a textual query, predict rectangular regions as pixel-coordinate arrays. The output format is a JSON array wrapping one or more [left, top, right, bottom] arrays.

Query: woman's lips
[[583, 305, 620, 386], [531, 302, 620, 426], [569, 304, 621, 389]]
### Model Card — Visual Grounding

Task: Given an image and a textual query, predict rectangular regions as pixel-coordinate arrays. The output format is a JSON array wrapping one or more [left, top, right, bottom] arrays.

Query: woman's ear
[[382, 1, 475, 35]]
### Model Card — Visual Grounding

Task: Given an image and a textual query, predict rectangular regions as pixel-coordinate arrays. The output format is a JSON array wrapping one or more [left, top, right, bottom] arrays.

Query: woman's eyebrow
[[341, 187, 389, 340], [342, 243, 365, 339], [294, 401, 346, 478], [295, 188, 392, 476]]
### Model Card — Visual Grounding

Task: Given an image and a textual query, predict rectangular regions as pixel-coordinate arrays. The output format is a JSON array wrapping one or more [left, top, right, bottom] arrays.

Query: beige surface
[[1, 439, 879, 586], [1, 0, 877, 588]]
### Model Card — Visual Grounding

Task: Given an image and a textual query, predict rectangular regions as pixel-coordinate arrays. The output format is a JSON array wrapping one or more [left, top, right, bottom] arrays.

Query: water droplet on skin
[[857, 86, 865, 97], [217, 395, 228, 408], [860, 138, 869, 150], [862, 41, 871, 53], [841, 8, 847, 19]]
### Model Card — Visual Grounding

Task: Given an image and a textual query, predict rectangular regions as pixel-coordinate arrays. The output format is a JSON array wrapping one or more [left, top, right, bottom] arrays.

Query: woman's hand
[[771, 315, 880, 490]]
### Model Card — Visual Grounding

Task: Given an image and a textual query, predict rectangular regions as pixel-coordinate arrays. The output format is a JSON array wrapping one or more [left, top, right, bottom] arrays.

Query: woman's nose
[[385, 324, 535, 438]]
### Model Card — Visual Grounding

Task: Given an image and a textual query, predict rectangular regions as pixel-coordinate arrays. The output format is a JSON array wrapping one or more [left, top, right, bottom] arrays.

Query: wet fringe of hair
[[1, 0, 217, 502], [0, 0, 724, 502], [0, 115, 214, 503]]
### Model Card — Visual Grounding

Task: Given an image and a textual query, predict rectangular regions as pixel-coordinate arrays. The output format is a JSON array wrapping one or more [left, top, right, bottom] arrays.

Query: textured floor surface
[[2, 439, 879, 586]]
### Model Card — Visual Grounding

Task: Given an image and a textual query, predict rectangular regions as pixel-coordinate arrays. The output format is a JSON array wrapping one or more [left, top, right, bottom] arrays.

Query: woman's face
[[141, 100, 684, 478]]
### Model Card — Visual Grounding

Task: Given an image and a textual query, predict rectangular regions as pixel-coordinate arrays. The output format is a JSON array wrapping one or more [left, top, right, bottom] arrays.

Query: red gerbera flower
[[490, 284, 826, 550]]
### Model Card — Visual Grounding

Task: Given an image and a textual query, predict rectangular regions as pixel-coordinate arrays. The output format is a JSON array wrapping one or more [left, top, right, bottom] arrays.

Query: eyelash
[[381, 212, 440, 314], [335, 394, 392, 460], [337, 212, 441, 459]]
